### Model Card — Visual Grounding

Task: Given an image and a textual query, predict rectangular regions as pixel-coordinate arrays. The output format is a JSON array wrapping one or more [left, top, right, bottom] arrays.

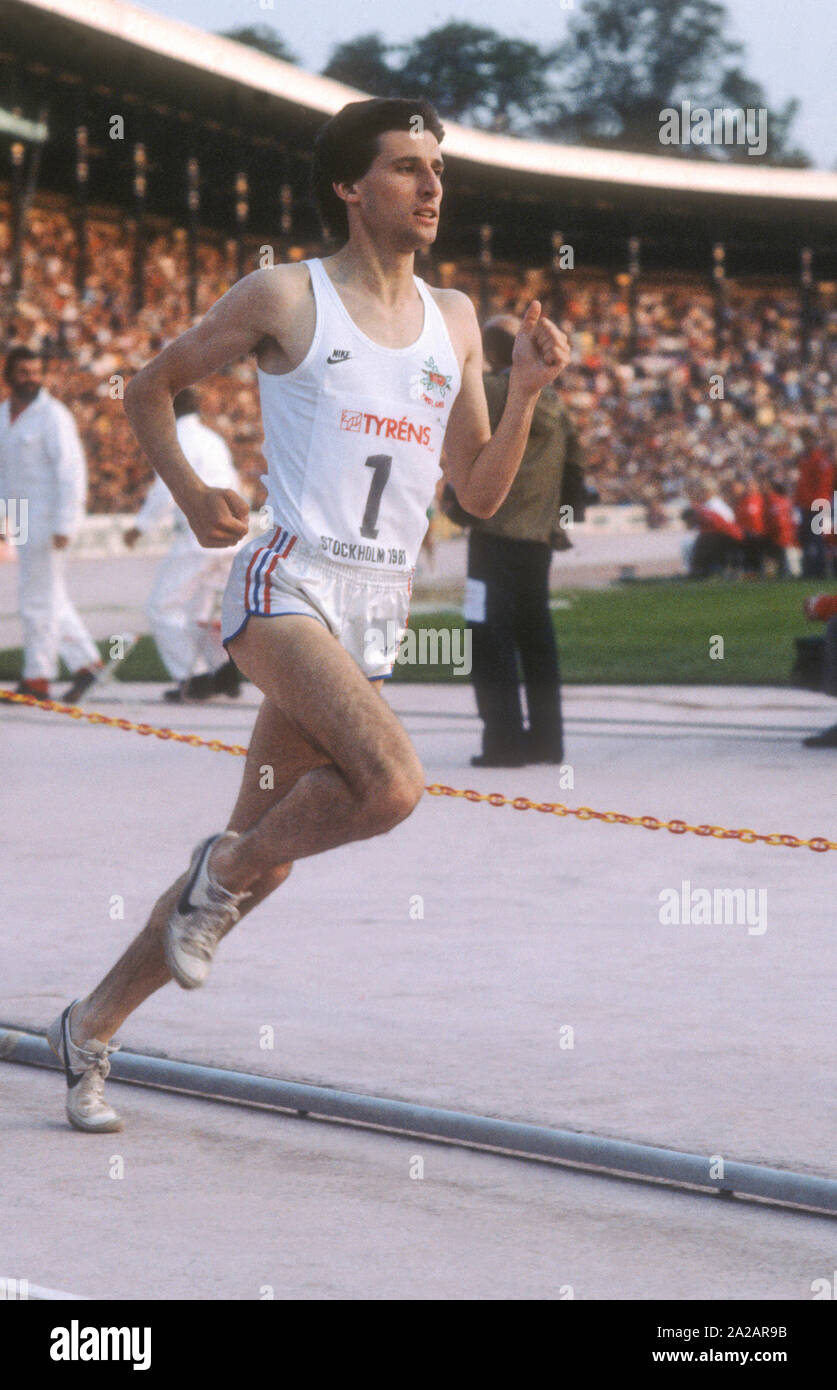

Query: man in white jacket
[[124, 388, 244, 701], [0, 347, 102, 702]]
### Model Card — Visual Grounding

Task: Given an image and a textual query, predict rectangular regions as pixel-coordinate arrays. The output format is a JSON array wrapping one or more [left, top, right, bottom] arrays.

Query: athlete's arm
[[440, 295, 570, 518], [123, 268, 285, 548]]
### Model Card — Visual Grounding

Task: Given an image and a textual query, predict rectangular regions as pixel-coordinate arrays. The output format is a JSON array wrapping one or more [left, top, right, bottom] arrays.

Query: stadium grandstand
[[2, 0, 837, 514]]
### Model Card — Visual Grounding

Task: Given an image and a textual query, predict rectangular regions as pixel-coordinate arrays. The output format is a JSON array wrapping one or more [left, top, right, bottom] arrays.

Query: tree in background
[[216, 7, 809, 166], [395, 23, 555, 132], [321, 34, 403, 97], [538, 0, 808, 165], [219, 25, 299, 65], [716, 67, 808, 167]]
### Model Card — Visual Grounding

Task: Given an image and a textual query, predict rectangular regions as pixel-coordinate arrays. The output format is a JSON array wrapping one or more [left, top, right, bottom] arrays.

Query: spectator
[[762, 480, 800, 577], [732, 477, 766, 577], [794, 426, 835, 578], [0, 346, 103, 701], [445, 314, 585, 767], [3, 199, 837, 526], [682, 480, 743, 578]]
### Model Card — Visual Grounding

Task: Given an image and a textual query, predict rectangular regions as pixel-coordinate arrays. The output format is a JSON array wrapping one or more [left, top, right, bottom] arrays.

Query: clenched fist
[[185, 486, 251, 548], [511, 301, 571, 395]]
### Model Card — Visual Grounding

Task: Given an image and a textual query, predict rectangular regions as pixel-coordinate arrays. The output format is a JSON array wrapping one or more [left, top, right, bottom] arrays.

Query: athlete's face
[[342, 129, 444, 250]]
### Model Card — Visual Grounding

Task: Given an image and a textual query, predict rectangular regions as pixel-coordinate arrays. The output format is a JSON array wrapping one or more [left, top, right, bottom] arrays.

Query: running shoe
[[46, 1001, 123, 1133], [165, 832, 251, 989]]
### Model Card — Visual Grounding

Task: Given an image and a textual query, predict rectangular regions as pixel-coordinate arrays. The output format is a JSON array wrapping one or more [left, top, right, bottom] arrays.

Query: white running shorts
[[221, 525, 413, 681]]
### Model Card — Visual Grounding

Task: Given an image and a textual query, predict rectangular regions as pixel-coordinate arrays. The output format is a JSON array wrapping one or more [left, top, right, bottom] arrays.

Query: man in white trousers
[[0, 347, 102, 703], [124, 388, 244, 702]]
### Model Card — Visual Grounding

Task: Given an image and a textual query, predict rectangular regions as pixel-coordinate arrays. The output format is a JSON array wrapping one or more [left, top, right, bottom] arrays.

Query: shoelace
[[73, 1040, 119, 1074], [180, 893, 240, 960], [77, 1054, 114, 1114], [72, 1042, 118, 1111]]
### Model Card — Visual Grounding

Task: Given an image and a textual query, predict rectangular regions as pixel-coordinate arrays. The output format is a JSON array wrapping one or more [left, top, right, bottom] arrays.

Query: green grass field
[[401, 579, 824, 684], [0, 579, 826, 686]]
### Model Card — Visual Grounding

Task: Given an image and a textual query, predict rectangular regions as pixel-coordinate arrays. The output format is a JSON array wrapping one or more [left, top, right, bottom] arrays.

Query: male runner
[[47, 97, 570, 1132]]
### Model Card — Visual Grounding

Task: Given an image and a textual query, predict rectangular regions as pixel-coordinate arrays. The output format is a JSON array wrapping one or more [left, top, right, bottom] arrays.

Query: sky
[[140, 0, 837, 168]]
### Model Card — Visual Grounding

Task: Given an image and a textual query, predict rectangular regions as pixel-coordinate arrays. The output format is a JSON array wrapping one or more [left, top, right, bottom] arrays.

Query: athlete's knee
[[358, 753, 425, 833]]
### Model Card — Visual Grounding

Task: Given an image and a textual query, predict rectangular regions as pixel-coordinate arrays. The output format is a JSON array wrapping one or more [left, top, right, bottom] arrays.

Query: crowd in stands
[[470, 263, 837, 524], [1, 203, 266, 513], [2, 198, 836, 573]]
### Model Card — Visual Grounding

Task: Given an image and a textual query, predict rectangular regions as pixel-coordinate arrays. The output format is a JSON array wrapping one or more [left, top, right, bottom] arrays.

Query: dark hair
[[482, 325, 515, 370], [173, 387, 200, 418], [4, 345, 41, 383], [311, 97, 445, 243]]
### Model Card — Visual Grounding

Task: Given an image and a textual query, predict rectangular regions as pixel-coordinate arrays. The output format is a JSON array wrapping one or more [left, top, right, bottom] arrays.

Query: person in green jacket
[[443, 314, 586, 766]]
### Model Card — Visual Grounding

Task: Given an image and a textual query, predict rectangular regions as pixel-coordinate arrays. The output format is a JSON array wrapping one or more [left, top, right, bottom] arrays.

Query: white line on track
[[2, 1282, 89, 1301]]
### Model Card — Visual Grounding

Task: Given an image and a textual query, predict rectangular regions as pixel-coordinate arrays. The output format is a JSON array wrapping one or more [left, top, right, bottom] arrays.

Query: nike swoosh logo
[[326, 352, 351, 364], [61, 1007, 82, 1089], [176, 837, 216, 916]]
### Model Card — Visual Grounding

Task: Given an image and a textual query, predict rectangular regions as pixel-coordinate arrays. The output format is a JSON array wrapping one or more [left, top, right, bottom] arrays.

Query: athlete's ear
[[333, 180, 359, 208]]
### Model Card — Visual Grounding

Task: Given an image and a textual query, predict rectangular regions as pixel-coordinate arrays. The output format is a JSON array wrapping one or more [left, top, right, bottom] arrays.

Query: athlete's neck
[[324, 239, 418, 308]]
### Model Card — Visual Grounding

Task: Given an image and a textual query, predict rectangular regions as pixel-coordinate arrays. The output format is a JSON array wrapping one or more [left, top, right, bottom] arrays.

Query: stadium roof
[[18, 0, 837, 207]]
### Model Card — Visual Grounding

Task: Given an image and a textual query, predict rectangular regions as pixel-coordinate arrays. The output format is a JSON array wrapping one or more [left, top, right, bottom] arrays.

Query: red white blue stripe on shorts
[[245, 526, 298, 615]]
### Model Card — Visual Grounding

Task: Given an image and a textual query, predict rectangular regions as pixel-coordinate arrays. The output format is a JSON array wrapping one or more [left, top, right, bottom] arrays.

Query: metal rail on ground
[[2, 1025, 835, 1217]]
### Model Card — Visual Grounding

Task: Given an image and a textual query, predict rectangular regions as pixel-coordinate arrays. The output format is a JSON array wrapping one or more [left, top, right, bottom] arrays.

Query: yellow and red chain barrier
[[2, 687, 835, 853]]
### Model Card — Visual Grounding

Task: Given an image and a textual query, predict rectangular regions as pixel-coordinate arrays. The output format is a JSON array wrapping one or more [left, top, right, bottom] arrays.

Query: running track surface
[[1, 682, 835, 1299]]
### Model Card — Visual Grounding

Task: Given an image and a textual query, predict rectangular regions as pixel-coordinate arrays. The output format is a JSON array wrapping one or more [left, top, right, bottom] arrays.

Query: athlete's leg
[[207, 613, 425, 892], [68, 690, 347, 1045], [67, 614, 422, 1044]]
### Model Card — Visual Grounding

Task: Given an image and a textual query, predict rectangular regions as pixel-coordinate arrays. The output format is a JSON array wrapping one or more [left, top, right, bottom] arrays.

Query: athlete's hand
[[510, 301, 571, 395], [186, 487, 251, 548]]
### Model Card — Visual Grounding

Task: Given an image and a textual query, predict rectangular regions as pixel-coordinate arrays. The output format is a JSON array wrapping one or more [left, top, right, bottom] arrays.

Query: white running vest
[[257, 257, 462, 572]]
